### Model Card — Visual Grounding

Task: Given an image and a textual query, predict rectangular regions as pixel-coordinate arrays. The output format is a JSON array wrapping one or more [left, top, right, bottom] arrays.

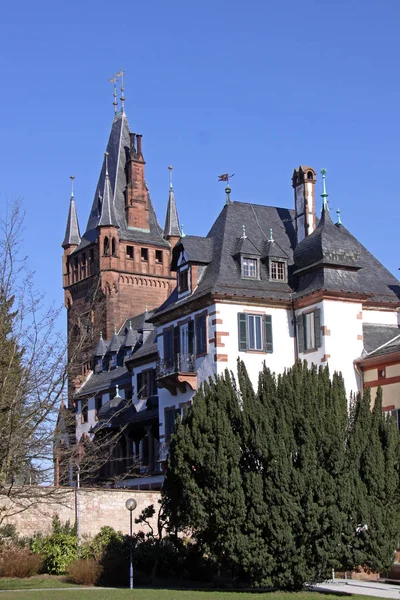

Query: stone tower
[[292, 165, 317, 243], [62, 109, 180, 404]]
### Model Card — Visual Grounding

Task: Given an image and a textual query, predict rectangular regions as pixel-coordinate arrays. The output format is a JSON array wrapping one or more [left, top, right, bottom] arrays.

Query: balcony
[[156, 353, 198, 395]]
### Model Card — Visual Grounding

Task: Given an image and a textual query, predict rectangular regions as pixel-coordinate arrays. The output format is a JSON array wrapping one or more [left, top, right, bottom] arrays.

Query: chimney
[[292, 166, 316, 244], [129, 133, 136, 154], [136, 134, 142, 156]]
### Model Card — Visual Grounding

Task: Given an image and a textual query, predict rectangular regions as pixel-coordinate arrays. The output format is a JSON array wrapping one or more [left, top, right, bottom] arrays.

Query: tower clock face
[[295, 185, 304, 215]]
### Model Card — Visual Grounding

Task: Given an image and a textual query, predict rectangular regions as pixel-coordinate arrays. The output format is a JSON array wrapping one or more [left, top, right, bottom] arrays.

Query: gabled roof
[[264, 239, 289, 260], [62, 195, 81, 248], [234, 235, 260, 256], [77, 111, 169, 250], [171, 236, 214, 270]]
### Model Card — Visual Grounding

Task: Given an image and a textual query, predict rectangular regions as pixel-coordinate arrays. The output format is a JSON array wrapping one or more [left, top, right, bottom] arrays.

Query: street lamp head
[[125, 498, 137, 512]]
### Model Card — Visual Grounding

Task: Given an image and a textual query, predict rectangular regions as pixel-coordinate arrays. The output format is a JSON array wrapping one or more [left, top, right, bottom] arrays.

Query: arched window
[[307, 171, 314, 180], [104, 237, 110, 256], [89, 248, 94, 275], [111, 237, 116, 257], [73, 257, 79, 282]]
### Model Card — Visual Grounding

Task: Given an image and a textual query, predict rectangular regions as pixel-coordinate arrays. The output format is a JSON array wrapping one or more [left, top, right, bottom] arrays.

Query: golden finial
[[70, 175, 75, 198], [168, 165, 173, 188]]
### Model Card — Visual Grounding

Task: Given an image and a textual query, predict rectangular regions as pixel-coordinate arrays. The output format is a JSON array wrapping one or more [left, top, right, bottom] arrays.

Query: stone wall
[[0, 487, 161, 538]]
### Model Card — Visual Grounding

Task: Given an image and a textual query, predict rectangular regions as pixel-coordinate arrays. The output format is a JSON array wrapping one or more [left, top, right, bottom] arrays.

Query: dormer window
[[95, 357, 103, 374], [270, 259, 287, 282], [125, 347, 133, 358], [178, 267, 189, 294], [110, 354, 117, 369], [241, 257, 258, 279]]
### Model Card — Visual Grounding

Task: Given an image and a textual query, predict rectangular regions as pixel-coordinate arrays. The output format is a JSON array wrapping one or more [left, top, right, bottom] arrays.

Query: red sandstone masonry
[[357, 312, 363, 319], [215, 331, 229, 347], [214, 354, 228, 362], [321, 326, 331, 336], [321, 354, 331, 363]]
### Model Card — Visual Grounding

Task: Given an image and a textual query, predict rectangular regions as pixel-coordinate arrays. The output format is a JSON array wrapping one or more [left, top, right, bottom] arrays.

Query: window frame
[[195, 312, 207, 357], [241, 256, 259, 279], [178, 266, 190, 294], [297, 308, 321, 353], [238, 312, 273, 353], [269, 259, 287, 282]]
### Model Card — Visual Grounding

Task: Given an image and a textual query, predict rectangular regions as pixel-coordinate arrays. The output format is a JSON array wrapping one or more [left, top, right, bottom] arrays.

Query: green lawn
[[0, 583, 381, 600]]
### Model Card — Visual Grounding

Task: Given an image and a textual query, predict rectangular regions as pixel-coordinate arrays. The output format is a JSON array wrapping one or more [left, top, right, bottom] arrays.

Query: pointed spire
[[269, 228, 274, 242], [95, 331, 108, 357], [98, 152, 119, 227], [336, 209, 342, 225], [62, 176, 81, 248], [109, 326, 121, 352], [163, 166, 181, 239], [181, 224, 186, 237], [320, 168, 329, 211]]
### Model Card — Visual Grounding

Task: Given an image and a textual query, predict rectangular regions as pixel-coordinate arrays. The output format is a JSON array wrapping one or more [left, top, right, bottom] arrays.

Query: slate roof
[[75, 310, 155, 398], [98, 167, 118, 228], [163, 185, 181, 238], [363, 324, 400, 355], [76, 112, 169, 251], [62, 196, 81, 248], [153, 200, 400, 320]]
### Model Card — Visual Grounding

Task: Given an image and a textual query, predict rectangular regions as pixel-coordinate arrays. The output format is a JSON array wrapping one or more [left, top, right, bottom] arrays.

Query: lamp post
[[125, 498, 137, 589]]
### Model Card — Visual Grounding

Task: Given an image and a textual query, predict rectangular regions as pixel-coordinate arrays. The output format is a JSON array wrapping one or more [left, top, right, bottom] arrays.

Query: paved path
[[310, 578, 400, 598]]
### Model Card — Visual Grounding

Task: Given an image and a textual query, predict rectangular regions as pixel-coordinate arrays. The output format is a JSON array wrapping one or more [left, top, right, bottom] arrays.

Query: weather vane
[[109, 69, 125, 114]]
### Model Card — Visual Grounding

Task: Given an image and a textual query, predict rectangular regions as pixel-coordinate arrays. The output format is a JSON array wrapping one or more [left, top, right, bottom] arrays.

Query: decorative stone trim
[[212, 318, 223, 325], [357, 334, 363, 340], [357, 311, 363, 320], [321, 326, 331, 336], [321, 354, 331, 363], [215, 331, 229, 347], [214, 354, 228, 362]]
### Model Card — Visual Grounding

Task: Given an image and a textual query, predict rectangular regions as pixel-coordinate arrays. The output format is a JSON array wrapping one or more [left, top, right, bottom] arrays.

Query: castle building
[[60, 95, 400, 490]]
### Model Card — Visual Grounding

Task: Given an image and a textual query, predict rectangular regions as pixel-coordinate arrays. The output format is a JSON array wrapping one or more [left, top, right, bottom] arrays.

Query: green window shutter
[[238, 313, 247, 351], [188, 320, 194, 354], [314, 308, 321, 348], [297, 314, 305, 354], [264, 315, 273, 353], [137, 372, 143, 399]]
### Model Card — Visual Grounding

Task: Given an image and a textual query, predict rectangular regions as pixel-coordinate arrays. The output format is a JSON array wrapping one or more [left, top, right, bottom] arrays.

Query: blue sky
[[1, 0, 399, 331]]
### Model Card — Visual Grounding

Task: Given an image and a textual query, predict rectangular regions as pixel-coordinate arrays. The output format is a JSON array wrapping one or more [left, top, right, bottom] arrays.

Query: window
[[104, 237, 110, 256], [89, 249, 94, 275], [241, 257, 258, 278], [95, 357, 103, 374], [111, 238, 116, 257], [391, 409, 400, 430], [178, 268, 189, 293], [156, 250, 163, 263], [195, 313, 207, 356], [163, 327, 174, 362], [73, 257, 79, 282], [297, 309, 321, 353], [81, 253, 87, 279], [110, 354, 117, 369], [270, 260, 286, 281], [137, 369, 157, 399], [81, 401, 88, 424], [126, 245, 134, 259], [165, 406, 180, 442], [141, 248, 148, 261], [95, 396, 102, 419], [125, 347, 133, 358], [238, 313, 273, 353]]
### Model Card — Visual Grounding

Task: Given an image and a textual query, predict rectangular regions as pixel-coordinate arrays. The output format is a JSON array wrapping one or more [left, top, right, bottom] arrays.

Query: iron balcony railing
[[157, 353, 196, 378]]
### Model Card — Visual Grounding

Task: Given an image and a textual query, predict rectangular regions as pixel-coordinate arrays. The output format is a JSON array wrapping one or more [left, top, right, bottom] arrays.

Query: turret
[[98, 152, 120, 272], [163, 166, 181, 249], [62, 176, 81, 289]]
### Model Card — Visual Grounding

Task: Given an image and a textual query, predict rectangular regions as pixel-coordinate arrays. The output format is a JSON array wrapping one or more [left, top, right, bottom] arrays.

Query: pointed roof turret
[[109, 326, 121, 353], [62, 176, 81, 248], [95, 332, 108, 357], [264, 228, 289, 259], [124, 321, 137, 348], [294, 169, 361, 272], [98, 153, 119, 228], [163, 166, 181, 239]]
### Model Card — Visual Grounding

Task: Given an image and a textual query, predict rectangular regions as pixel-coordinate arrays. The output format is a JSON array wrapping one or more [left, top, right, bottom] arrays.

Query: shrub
[[0, 547, 42, 577], [32, 533, 78, 574], [66, 559, 103, 586]]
